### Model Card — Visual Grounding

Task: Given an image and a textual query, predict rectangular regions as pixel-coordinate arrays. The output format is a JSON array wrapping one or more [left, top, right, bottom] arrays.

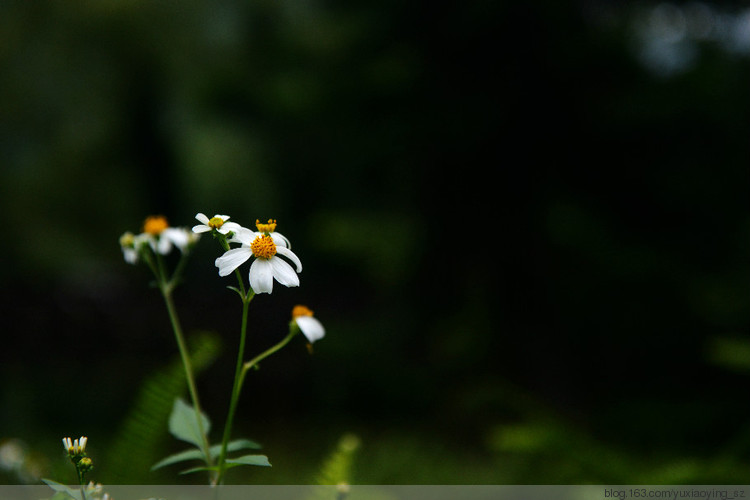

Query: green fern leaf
[[100, 331, 221, 483]]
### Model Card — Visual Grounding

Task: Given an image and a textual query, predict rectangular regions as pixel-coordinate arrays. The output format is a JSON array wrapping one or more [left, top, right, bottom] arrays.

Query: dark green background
[[0, 0, 748, 485]]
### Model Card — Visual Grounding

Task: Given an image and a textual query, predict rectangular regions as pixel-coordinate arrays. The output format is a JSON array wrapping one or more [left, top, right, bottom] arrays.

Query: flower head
[[120, 216, 198, 263], [292, 305, 325, 343], [192, 213, 242, 235], [119, 232, 140, 264], [215, 220, 302, 294], [62, 436, 87, 457], [255, 219, 290, 248]]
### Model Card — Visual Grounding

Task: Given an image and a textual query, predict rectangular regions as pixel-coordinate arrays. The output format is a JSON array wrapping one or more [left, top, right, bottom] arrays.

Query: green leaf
[[151, 448, 205, 471], [226, 454, 272, 467], [221, 438, 263, 453], [178, 455, 270, 475], [168, 398, 211, 449], [152, 438, 263, 471], [42, 479, 78, 500], [179, 465, 219, 475]]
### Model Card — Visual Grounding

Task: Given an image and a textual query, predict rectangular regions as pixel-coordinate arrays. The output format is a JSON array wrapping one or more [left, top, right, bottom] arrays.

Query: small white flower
[[157, 227, 199, 255], [192, 213, 242, 235], [62, 436, 87, 456], [119, 232, 140, 264], [137, 216, 198, 255], [215, 220, 302, 294], [292, 305, 325, 343]]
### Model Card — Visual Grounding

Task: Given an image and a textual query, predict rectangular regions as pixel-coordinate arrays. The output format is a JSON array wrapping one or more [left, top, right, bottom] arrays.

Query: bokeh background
[[0, 0, 748, 485]]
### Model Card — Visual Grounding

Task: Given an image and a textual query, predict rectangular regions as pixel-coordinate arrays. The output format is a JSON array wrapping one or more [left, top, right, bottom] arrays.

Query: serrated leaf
[[168, 398, 211, 449], [226, 454, 271, 467]]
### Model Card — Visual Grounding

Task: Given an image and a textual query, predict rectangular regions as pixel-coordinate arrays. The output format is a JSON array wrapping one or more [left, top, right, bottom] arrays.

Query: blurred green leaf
[[152, 438, 262, 471], [41, 479, 77, 500], [168, 398, 211, 449], [225, 454, 272, 467]]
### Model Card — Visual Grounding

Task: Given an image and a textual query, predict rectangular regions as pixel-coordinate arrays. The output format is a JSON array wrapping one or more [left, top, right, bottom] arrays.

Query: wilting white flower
[[192, 213, 242, 235], [291, 305, 325, 343], [215, 220, 302, 294]]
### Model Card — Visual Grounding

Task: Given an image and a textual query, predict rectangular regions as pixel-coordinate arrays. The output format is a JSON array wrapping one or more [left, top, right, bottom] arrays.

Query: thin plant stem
[[242, 328, 298, 379], [155, 253, 213, 475], [76, 468, 86, 500], [215, 270, 253, 486]]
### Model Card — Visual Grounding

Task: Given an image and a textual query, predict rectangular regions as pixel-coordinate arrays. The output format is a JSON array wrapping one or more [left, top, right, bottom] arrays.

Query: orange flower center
[[292, 305, 314, 319], [143, 215, 169, 235], [250, 234, 277, 259]]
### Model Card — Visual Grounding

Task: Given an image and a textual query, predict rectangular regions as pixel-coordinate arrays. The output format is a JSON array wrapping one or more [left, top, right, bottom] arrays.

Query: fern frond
[[100, 331, 221, 483]]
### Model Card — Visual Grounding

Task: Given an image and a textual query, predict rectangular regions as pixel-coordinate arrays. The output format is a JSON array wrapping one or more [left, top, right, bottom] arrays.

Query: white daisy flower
[[192, 213, 242, 235], [62, 436, 87, 456], [215, 220, 302, 294], [141, 215, 198, 255], [292, 305, 325, 343]]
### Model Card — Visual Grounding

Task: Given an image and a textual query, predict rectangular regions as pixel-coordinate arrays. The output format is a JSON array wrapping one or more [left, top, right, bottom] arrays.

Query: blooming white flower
[[62, 436, 87, 456], [215, 219, 302, 294], [292, 305, 325, 343], [140, 215, 198, 255], [192, 213, 242, 235]]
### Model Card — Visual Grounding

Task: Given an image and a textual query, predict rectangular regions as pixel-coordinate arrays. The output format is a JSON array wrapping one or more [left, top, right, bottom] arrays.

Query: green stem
[[77, 468, 86, 500], [215, 273, 253, 486], [155, 254, 213, 476], [242, 328, 298, 377]]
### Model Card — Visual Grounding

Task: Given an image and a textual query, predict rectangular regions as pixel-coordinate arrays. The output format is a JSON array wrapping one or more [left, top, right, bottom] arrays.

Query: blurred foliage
[[0, 0, 749, 485]]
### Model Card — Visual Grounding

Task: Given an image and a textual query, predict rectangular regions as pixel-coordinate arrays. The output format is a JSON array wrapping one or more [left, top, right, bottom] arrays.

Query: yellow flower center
[[256, 219, 277, 233], [208, 216, 225, 229], [292, 305, 314, 319], [251, 234, 277, 259], [119, 232, 135, 247], [143, 215, 169, 235]]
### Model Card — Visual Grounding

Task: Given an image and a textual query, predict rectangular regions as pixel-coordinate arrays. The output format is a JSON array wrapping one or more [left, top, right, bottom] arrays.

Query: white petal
[[195, 213, 210, 224], [229, 227, 256, 245], [218, 221, 243, 235], [249, 258, 274, 293], [192, 224, 211, 233], [215, 248, 252, 276], [275, 246, 302, 272], [296, 316, 325, 343], [164, 227, 189, 252], [270, 257, 300, 287], [156, 235, 173, 255], [271, 232, 290, 248]]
